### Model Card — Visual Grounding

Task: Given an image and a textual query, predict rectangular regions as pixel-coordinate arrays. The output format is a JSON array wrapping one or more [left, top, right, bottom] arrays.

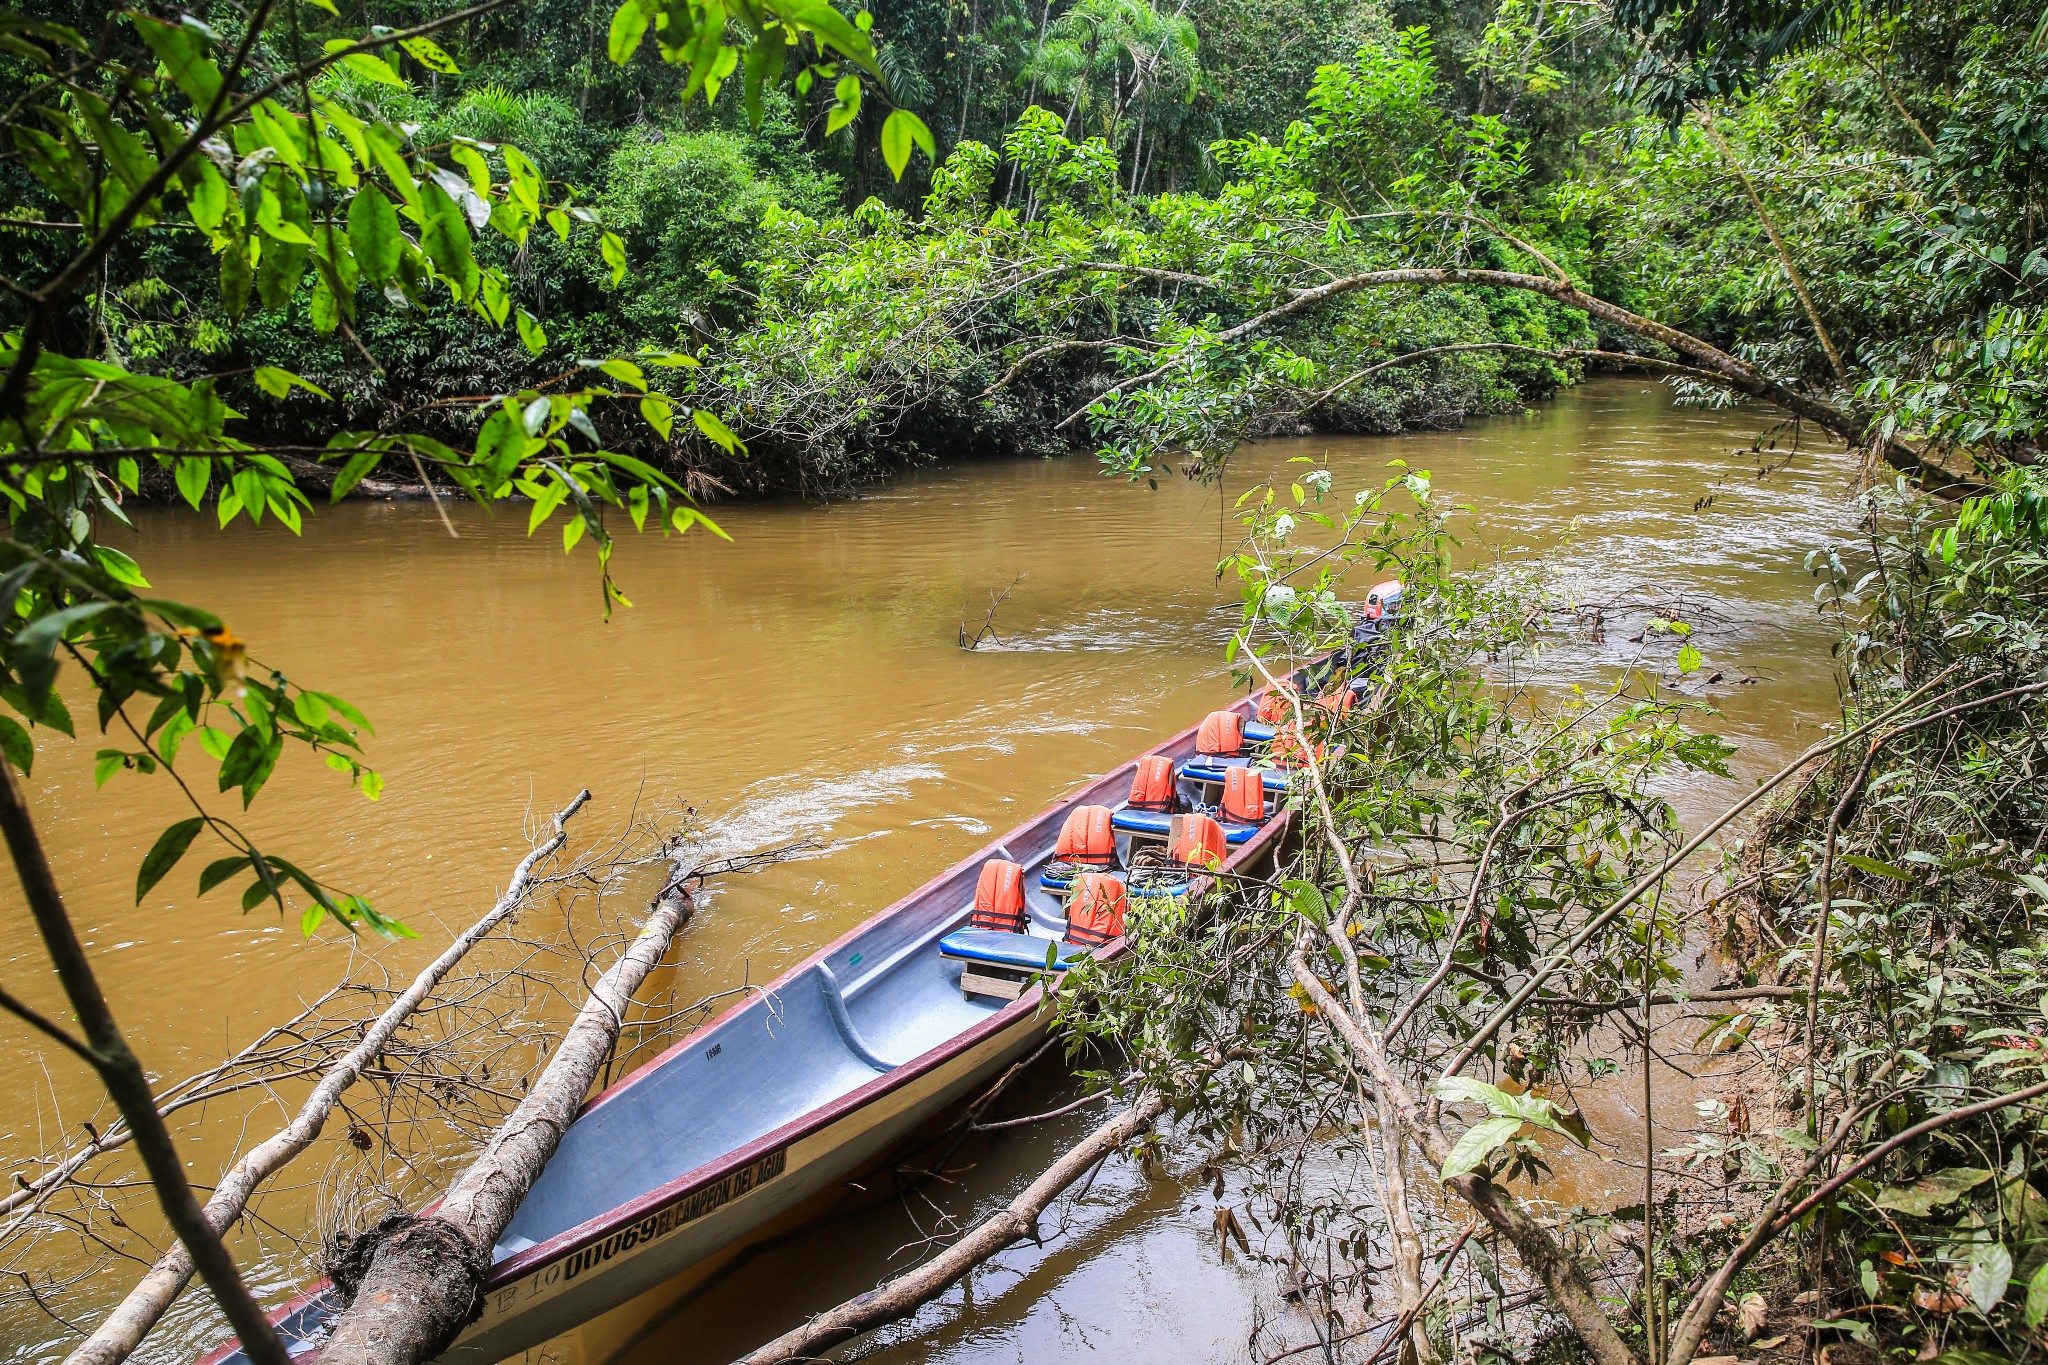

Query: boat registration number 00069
[[485, 1146, 790, 1319]]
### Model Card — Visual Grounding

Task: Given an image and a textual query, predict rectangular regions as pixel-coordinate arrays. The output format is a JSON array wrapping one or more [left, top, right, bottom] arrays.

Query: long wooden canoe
[[199, 684, 1298, 1365]]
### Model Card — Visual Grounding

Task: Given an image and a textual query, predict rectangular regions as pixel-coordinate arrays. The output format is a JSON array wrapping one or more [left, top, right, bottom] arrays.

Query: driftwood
[[61, 792, 592, 1365], [736, 1091, 1167, 1365], [312, 862, 701, 1365]]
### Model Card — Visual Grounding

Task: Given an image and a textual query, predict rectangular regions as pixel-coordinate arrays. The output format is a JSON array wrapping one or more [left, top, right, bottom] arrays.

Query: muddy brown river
[[0, 380, 1862, 1363]]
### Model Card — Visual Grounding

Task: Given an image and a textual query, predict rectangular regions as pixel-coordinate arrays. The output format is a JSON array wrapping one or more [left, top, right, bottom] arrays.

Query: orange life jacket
[[1064, 873, 1128, 947], [1054, 804, 1117, 867], [1126, 755, 1177, 813], [968, 858, 1027, 934], [1197, 710, 1245, 757], [1170, 814, 1228, 869], [1316, 687, 1357, 718], [1256, 685, 1298, 726], [1267, 730, 1326, 770], [1222, 766, 1268, 824]]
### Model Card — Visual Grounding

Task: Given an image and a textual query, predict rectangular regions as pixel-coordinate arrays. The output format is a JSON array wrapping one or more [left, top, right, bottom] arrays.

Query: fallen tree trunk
[[313, 863, 699, 1365], [736, 1091, 1167, 1365], [62, 791, 591, 1365]]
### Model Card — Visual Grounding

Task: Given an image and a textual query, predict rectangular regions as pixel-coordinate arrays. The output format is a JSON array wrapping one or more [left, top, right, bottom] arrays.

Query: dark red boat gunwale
[[198, 686, 1299, 1365]]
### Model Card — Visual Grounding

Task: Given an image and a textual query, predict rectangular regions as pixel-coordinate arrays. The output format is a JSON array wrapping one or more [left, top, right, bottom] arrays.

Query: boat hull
[[456, 1011, 1051, 1362], [199, 685, 1299, 1365]]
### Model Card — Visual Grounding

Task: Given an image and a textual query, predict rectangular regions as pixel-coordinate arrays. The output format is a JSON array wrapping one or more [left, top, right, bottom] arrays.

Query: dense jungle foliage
[[17, 0, 2046, 495]]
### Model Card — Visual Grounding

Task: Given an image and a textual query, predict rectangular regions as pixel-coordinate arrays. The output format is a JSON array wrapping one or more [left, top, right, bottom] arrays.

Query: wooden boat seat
[[937, 928, 1091, 972], [1110, 808, 1258, 843]]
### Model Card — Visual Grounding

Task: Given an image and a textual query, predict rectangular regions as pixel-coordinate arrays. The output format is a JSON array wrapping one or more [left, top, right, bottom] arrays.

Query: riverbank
[[226, 358, 1590, 509]]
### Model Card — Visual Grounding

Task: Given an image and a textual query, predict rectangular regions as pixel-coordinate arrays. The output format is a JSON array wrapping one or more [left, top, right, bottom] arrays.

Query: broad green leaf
[[516, 310, 548, 355], [1676, 643, 1702, 674], [1873, 1167, 1994, 1216], [2025, 1261, 2048, 1329], [1844, 853, 1913, 880], [15, 602, 111, 703], [254, 366, 332, 400], [347, 186, 402, 282], [420, 179, 480, 300], [0, 716, 33, 775], [639, 392, 675, 439], [608, 0, 650, 64], [134, 15, 224, 109], [398, 34, 460, 73], [879, 109, 934, 180], [325, 40, 405, 87], [826, 74, 862, 135], [174, 457, 211, 508], [1968, 1240, 2013, 1315], [691, 407, 745, 454], [1438, 1114, 1522, 1180], [600, 230, 629, 286], [137, 817, 205, 902]]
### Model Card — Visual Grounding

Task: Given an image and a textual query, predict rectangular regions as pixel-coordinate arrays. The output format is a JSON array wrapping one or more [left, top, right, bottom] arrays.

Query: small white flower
[[1263, 584, 1298, 620], [1271, 513, 1296, 541], [1303, 469, 1333, 496]]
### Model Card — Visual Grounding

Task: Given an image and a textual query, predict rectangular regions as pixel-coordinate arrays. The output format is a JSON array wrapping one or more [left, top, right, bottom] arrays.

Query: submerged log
[[736, 1091, 1167, 1365], [64, 791, 592, 1365], [313, 871, 698, 1365]]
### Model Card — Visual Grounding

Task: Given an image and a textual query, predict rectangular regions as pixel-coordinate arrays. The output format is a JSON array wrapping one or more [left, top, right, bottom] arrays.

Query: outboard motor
[[1345, 578, 1404, 683]]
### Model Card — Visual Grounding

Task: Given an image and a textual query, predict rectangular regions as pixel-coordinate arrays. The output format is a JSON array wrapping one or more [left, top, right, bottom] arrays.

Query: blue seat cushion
[[1244, 721, 1276, 743], [1111, 808, 1259, 844], [1184, 762, 1288, 791], [939, 928, 1091, 971]]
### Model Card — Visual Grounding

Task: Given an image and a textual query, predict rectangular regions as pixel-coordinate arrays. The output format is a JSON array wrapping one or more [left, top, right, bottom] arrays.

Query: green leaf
[[137, 817, 205, 902], [1676, 643, 1702, 674], [1874, 1167, 1994, 1216], [2024, 1261, 2048, 1329], [347, 185, 403, 283], [198, 854, 251, 895], [325, 39, 406, 86], [173, 457, 211, 508], [826, 74, 862, 135], [420, 179, 480, 301], [94, 749, 125, 787], [1969, 1241, 2014, 1315], [1439, 1115, 1522, 1180], [254, 366, 332, 400], [639, 392, 675, 439], [134, 15, 224, 109], [94, 545, 149, 587], [1281, 878, 1327, 924], [1843, 853, 1913, 880], [15, 602, 112, 703], [516, 310, 548, 355], [879, 108, 934, 180], [398, 34, 460, 73], [0, 716, 31, 775], [599, 230, 629, 287], [691, 407, 745, 454], [608, 0, 650, 64], [330, 444, 385, 501]]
